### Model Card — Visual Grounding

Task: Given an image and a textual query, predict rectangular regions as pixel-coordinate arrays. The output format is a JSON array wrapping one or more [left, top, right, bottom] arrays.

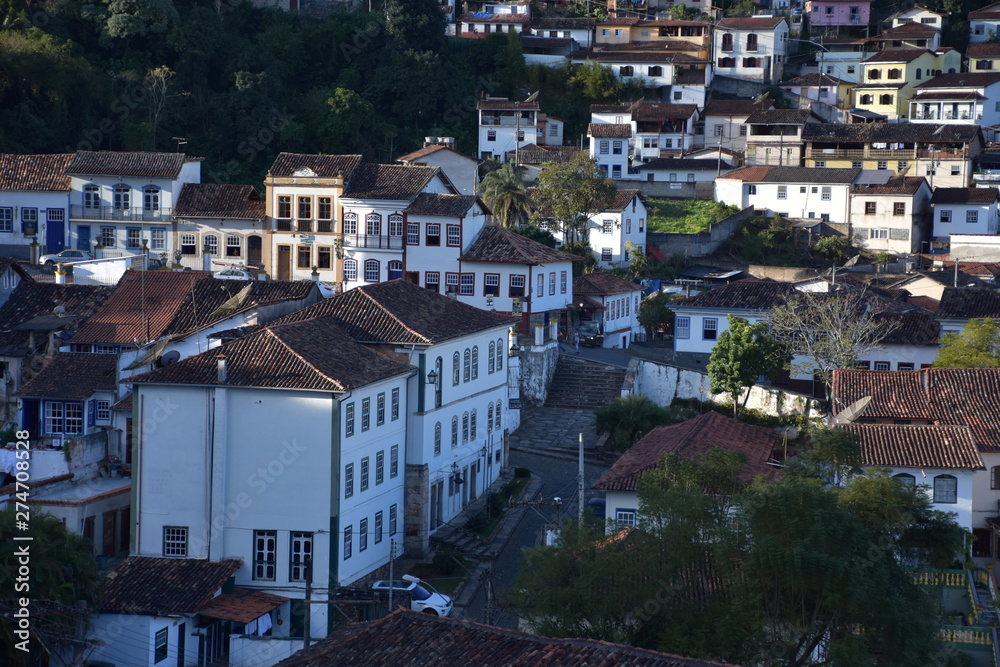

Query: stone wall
[[404, 463, 429, 558], [612, 180, 716, 200], [518, 340, 559, 405], [747, 265, 820, 282], [632, 359, 822, 417], [647, 206, 754, 259]]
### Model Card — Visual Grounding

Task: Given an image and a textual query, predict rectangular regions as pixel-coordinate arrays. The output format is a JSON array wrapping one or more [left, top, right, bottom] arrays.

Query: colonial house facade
[[572, 271, 645, 349], [714, 16, 789, 85], [715, 165, 860, 222], [849, 176, 932, 255], [931, 187, 1000, 245], [172, 183, 266, 271], [477, 97, 540, 162], [970, 2, 1000, 43], [0, 153, 73, 257]]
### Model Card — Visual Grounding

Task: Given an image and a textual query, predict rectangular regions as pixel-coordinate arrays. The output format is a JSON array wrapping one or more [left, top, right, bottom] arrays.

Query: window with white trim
[[406, 223, 419, 244], [447, 225, 461, 246], [126, 228, 142, 249], [676, 316, 690, 339], [390, 504, 398, 536], [253, 530, 277, 581], [933, 475, 957, 503], [426, 223, 441, 246], [484, 273, 500, 296], [391, 388, 399, 421], [163, 526, 188, 557], [344, 259, 358, 282], [374, 511, 384, 544], [181, 233, 196, 255], [364, 259, 379, 282], [151, 228, 166, 250], [460, 273, 475, 296], [155, 627, 168, 663], [703, 318, 718, 340], [359, 517, 368, 552], [290, 532, 312, 582], [390, 444, 399, 477], [345, 462, 354, 497], [968, 210, 979, 223], [616, 509, 637, 528], [344, 524, 352, 559]]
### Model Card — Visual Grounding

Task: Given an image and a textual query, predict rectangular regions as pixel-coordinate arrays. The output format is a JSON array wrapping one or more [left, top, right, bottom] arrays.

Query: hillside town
[[6, 0, 1000, 664]]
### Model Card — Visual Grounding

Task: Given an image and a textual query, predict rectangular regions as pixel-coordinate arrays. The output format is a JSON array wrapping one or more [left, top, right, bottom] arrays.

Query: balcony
[[806, 147, 967, 160], [26, 430, 122, 480], [71, 205, 172, 222], [481, 116, 534, 127], [342, 234, 404, 250]]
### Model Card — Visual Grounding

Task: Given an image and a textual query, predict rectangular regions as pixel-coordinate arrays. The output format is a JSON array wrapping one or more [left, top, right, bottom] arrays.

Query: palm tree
[[477, 163, 532, 228]]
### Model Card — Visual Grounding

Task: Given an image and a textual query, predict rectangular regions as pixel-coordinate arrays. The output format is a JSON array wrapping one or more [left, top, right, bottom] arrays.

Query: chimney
[[217, 355, 227, 384], [203, 247, 213, 273], [54, 264, 66, 285]]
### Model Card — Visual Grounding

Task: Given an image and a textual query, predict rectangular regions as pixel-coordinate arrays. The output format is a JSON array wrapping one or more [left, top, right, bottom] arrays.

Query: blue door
[[76, 225, 91, 251], [46, 209, 65, 253]]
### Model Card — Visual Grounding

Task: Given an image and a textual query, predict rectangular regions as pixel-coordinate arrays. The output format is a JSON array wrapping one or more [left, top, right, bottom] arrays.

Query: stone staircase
[[545, 354, 627, 410]]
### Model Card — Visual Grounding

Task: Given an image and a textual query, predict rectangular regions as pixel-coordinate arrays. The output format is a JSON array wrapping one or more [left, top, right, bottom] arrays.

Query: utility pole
[[388, 539, 395, 613], [578, 432, 584, 527], [303, 559, 312, 650]]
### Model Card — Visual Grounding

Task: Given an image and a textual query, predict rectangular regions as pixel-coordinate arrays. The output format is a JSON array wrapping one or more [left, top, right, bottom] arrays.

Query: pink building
[[806, 0, 870, 28]]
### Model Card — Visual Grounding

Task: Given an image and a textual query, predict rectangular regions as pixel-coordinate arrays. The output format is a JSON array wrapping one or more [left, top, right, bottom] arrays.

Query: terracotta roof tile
[[461, 225, 580, 265], [276, 609, 742, 667], [505, 144, 580, 165], [589, 123, 633, 138], [574, 271, 644, 296], [342, 163, 438, 201], [173, 183, 264, 219], [15, 353, 117, 399], [936, 287, 1000, 319], [264, 279, 517, 346], [930, 187, 1000, 204], [878, 22, 939, 37], [590, 103, 630, 113], [780, 73, 849, 86], [476, 99, 540, 111], [633, 103, 698, 122], [916, 72, 1000, 88], [593, 411, 779, 492], [842, 423, 984, 469], [970, 2, 1000, 19], [571, 49, 698, 63], [66, 151, 194, 178], [164, 279, 319, 338], [99, 556, 241, 615], [879, 309, 939, 345], [803, 122, 981, 143], [608, 188, 643, 211], [702, 98, 771, 116], [0, 154, 72, 191], [863, 48, 929, 63], [717, 16, 785, 28], [131, 316, 412, 391], [968, 43, 1000, 57], [405, 193, 478, 217], [832, 368, 1000, 452], [269, 153, 364, 179], [851, 176, 928, 195], [672, 279, 796, 310], [745, 109, 816, 124], [760, 166, 860, 184], [716, 165, 775, 181], [0, 282, 113, 356], [199, 588, 289, 624]]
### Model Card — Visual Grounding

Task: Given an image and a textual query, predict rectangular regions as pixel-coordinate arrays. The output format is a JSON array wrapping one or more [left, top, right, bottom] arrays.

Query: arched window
[[83, 184, 100, 209], [496, 338, 504, 371], [388, 260, 403, 281], [488, 342, 496, 374], [494, 400, 501, 430], [113, 184, 130, 210], [388, 213, 403, 237], [434, 422, 442, 456], [463, 349, 471, 382], [487, 404, 494, 432], [893, 473, 915, 487], [879, 94, 893, 105], [868, 69, 881, 80], [364, 259, 379, 282], [860, 94, 873, 105], [887, 68, 901, 79], [343, 212, 358, 235], [343, 259, 358, 282], [721, 33, 733, 51], [434, 357, 443, 408], [471, 346, 479, 380], [915, 67, 922, 80], [143, 185, 160, 212], [366, 213, 382, 236], [462, 412, 469, 442], [470, 410, 477, 440], [453, 352, 461, 386], [451, 416, 458, 448], [933, 475, 957, 503]]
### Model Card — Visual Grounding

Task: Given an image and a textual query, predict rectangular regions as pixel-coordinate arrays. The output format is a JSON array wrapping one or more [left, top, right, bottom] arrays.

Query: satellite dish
[[524, 90, 539, 103], [832, 396, 872, 424], [158, 350, 181, 367], [53, 305, 66, 314], [843, 254, 861, 268]]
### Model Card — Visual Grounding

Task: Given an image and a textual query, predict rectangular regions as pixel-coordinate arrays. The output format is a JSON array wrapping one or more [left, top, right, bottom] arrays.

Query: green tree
[[707, 315, 787, 417], [477, 163, 532, 228], [510, 224, 556, 247], [813, 235, 852, 264], [384, 0, 446, 52], [623, 240, 647, 278], [933, 318, 1000, 368], [593, 393, 669, 451], [0, 510, 102, 666], [533, 153, 616, 244], [637, 290, 676, 340], [797, 426, 862, 485], [726, 0, 758, 16], [568, 60, 622, 102], [82, 0, 179, 44]]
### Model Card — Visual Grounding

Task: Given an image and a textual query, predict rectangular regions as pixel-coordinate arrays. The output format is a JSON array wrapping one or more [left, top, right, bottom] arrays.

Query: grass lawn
[[646, 199, 739, 234]]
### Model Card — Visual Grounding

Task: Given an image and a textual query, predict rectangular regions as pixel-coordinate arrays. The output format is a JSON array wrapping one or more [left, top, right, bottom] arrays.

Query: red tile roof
[[99, 557, 241, 615], [832, 368, 1000, 452], [851, 176, 928, 195], [269, 153, 363, 179], [476, 98, 540, 111], [930, 187, 1000, 204], [461, 224, 580, 265], [70, 271, 210, 346], [841, 423, 984, 470], [0, 153, 72, 191], [702, 98, 772, 116], [342, 163, 439, 200], [878, 22, 939, 38], [633, 103, 699, 122], [608, 188, 643, 211], [173, 183, 264, 219], [589, 123, 632, 138], [199, 588, 289, 624], [936, 287, 1000, 319], [916, 72, 1000, 88], [276, 609, 742, 667], [0, 282, 112, 357], [718, 16, 785, 29], [66, 151, 195, 178], [780, 73, 849, 86], [968, 43, 1000, 57], [863, 48, 928, 63], [970, 2, 1000, 19], [716, 165, 775, 181], [15, 353, 117, 399], [593, 411, 779, 492], [672, 278, 796, 310], [574, 271, 644, 297], [404, 193, 478, 217]]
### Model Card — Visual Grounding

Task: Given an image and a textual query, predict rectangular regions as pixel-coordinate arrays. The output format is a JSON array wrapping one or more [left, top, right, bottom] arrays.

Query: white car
[[39, 249, 93, 265], [371, 578, 453, 617], [215, 268, 252, 281]]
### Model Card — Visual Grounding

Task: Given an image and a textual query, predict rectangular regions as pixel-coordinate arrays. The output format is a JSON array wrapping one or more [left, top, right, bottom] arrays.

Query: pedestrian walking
[[573, 332, 581, 353]]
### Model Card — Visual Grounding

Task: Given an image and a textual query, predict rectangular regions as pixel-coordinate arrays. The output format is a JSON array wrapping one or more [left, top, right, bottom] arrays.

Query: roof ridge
[[358, 287, 434, 345], [262, 325, 346, 392]]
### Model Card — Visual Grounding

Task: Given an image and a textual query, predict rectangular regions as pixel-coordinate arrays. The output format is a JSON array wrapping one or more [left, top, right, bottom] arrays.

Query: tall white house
[[714, 15, 789, 84], [477, 97, 540, 161]]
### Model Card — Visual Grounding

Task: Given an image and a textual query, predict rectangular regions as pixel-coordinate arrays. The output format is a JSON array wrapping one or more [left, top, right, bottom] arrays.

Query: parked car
[[39, 249, 93, 265], [371, 578, 453, 617], [214, 268, 253, 281], [578, 325, 604, 348]]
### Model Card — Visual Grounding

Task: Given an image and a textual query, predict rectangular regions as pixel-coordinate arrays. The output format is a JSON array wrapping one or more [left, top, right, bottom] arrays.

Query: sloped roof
[[476, 99, 540, 111], [199, 588, 289, 624], [701, 98, 771, 116], [533, 16, 598, 28], [570, 49, 698, 63], [936, 287, 1000, 319], [15, 353, 117, 399], [0, 153, 72, 191], [916, 72, 1000, 88], [717, 15, 785, 29], [0, 282, 113, 356], [841, 424, 984, 470], [607, 188, 643, 211], [863, 48, 928, 63], [878, 22, 939, 38], [780, 73, 849, 86], [342, 163, 439, 201], [163, 280, 319, 339], [404, 193, 479, 217], [593, 411, 779, 492], [802, 123, 981, 143], [745, 109, 817, 124], [263, 279, 517, 346], [879, 309, 939, 346], [930, 187, 1000, 204], [832, 368, 1000, 452], [589, 123, 632, 138], [633, 103, 698, 122], [574, 271, 644, 296], [642, 158, 733, 171], [130, 316, 412, 392], [970, 2, 1000, 19], [590, 103, 630, 114], [99, 557, 241, 615], [461, 225, 580, 265], [719, 166, 859, 184], [671, 279, 796, 310], [851, 176, 928, 195], [507, 144, 580, 166], [716, 165, 774, 181], [173, 183, 264, 219], [968, 43, 1000, 57], [268, 153, 364, 179], [66, 151, 193, 178], [275, 609, 742, 667]]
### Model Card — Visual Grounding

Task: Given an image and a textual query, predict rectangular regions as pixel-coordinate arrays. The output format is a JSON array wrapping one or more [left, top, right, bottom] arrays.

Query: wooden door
[[277, 245, 291, 281]]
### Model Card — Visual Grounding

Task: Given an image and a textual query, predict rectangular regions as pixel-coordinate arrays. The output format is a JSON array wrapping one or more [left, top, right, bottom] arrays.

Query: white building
[[397, 138, 481, 197], [569, 51, 682, 89], [172, 183, 266, 271], [531, 17, 597, 49], [970, 2, 1000, 43], [849, 176, 932, 255], [581, 189, 647, 268], [66, 151, 202, 261], [715, 165, 860, 223], [589, 123, 632, 179], [909, 72, 1000, 124], [477, 97, 540, 162], [573, 271, 645, 349], [714, 15, 789, 85], [931, 187, 1000, 243], [0, 153, 73, 258], [698, 98, 773, 152]]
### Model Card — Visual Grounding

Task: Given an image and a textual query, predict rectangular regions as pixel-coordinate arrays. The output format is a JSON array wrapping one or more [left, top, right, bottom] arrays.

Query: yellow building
[[968, 43, 1000, 72], [853, 48, 961, 120]]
